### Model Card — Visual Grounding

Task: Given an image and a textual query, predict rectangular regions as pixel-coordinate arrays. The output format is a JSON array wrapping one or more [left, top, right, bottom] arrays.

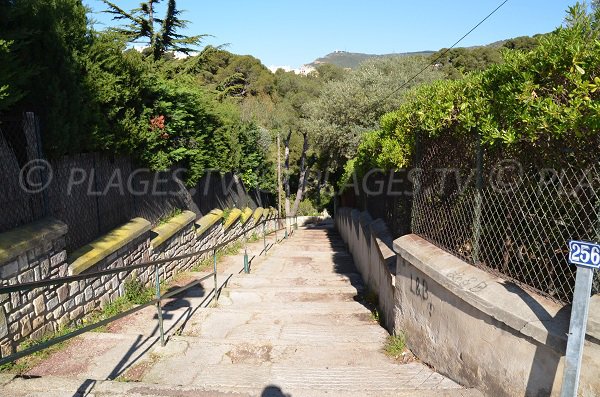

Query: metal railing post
[[472, 133, 484, 265], [263, 221, 266, 250], [285, 218, 288, 239], [244, 247, 249, 274], [155, 264, 165, 346], [294, 216, 298, 230], [213, 249, 218, 302]]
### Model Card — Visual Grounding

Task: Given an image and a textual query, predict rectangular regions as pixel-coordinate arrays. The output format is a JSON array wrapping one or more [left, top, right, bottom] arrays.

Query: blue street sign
[[568, 240, 600, 269]]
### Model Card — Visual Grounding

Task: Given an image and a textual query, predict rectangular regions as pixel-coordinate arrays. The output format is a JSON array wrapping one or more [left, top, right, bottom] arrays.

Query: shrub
[[296, 199, 319, 216]]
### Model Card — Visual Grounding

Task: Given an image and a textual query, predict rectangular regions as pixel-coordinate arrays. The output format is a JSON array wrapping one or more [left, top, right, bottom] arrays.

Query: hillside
[[307, 50, 434, 69], [306, 35, 542, 70]]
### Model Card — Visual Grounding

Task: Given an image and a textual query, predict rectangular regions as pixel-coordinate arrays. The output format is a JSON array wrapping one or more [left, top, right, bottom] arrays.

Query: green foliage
[[101, 0, 205, 61], [384, 333, 407, 358], [124, 279, 154, 305], [431, 46, 503, 79], [157, 207, 183, 225], [347, 3, 600, 180], [308, 50, 434, 70], [305, 56, 443, 168], [0, 0, 96, 154], [296, 199, 318, 216], [0, 324, 80, 374]]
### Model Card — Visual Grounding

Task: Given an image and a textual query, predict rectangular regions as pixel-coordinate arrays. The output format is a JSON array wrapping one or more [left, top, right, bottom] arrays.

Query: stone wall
[[0, 207, 279, 358], [0, 218, 69, 357]]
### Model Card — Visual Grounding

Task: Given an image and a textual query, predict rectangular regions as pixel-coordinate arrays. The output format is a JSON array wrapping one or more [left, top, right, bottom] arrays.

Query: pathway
[[0, 223, 482, 396]]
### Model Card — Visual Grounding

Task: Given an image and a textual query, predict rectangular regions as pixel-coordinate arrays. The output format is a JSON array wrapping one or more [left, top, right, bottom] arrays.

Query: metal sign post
[[560, 240, 599, 397]]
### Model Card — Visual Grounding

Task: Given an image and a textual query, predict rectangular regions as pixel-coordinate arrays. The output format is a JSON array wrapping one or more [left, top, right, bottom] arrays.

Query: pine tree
[[102, 0, 205, 61]]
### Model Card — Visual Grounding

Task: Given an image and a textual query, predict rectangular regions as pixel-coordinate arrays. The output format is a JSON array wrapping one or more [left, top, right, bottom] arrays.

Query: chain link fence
[[411, 132, 600, 304]]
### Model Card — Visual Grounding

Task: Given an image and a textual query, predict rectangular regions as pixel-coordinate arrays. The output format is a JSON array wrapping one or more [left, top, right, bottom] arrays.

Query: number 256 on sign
[[569, 240, 600, 269]]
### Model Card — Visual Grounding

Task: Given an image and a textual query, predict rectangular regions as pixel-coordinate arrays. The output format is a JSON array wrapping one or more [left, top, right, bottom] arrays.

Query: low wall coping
[[393, 234, 600, 353], [0, 217, 68, 265], [195, 209, 223, 236], [369, 219, 396, 274], [267, 207, 278, 218], [240, 207, 253, 225], [223, 208, 242, 230], [253, 207, 264, 223], [151, 210, 196, 249], [69, 217, 151, 275]]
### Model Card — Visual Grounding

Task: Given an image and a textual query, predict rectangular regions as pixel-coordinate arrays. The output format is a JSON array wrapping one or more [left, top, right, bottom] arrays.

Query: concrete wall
[[336, 207, 600, 396], [335, 208, 396, 332], [394, 234, 600, 397], [0, 207, 279, 358]]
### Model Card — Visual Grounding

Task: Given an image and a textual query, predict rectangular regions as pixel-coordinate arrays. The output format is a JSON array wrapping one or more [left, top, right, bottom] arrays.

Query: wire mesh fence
[[411, 132, 600, 304], [0, 113, 274, 253], [0, 114, 48, 232]]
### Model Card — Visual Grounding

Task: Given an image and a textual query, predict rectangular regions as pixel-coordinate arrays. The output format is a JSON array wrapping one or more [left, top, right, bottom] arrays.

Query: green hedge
[[344, 4, 600, 186]]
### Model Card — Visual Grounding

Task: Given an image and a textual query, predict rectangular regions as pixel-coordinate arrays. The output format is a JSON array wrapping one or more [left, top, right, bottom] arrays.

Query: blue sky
[[83, 0, 578, 68]]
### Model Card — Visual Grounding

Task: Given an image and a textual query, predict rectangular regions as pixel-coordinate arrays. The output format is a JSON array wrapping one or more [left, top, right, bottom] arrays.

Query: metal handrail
[[0, 215, 299, 366]]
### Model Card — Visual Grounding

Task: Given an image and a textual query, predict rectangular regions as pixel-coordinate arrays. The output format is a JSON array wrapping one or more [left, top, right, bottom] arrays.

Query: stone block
[[0, 261, 18, 279], [84, 287, 93, 302], [69, 281, 80, 296], [40, 259, 50, 277], [33, 295, 45, 316], [0, 307, 7, 339], [1, 342, 14, 357], [10, 293, 19, 309], [70, 306, 84, 321], [20, 317, 31, 336], [50, 251, 67, 267], [57, 285, 68, 303], [17, 269, 35, 284], [32, 316, 44, 331], [53, 305, 64, 320], [46, 297, 59, 311]]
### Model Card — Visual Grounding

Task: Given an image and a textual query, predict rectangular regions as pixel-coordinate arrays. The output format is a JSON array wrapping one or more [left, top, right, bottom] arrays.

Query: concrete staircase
[[1, 223, 482, 396]]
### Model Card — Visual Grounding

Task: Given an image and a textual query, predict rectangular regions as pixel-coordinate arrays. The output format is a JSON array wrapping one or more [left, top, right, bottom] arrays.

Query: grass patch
[[247, 232, 260, 243], [157, 208, 183, 226], [88, 279, 154, 330], [384, 333, 407, 358], [191, 241, 243, 272], [356, 289, 381, 325], [1, 279, 156, 374], [0, 324, 80, 374]]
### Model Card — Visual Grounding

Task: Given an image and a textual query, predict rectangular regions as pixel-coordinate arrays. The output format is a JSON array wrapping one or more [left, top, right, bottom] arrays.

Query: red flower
[[150, 115, 165, 130]]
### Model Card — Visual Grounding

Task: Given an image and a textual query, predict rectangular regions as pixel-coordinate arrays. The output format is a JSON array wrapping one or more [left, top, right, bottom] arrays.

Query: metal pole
[[472, 132, 484, 265], [155, 264, 165, 346], [263, 221, 266, 250], [560, 266, 594, 397], [277, 133, 282, 216], [244, 247, 249, 274], [213, 249, 218, 303], [285, 217, 288, 239]]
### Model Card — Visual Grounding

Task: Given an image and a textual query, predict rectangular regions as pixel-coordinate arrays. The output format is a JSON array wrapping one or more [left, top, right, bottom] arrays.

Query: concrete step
[[227, 273, 364, 289], [179, 308, 379, 339], [142, 363, 471, 394], [0, 374, 484, 397], [181, 316, 388, 344], [219, 287, 362, 306]]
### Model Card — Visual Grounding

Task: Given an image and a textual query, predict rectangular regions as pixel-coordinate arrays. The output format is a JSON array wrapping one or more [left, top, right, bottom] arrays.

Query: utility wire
[[368, 0, 510, 109]]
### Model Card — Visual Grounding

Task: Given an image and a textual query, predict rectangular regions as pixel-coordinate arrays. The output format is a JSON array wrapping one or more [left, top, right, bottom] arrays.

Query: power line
[[369, 0, 510, 109]]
